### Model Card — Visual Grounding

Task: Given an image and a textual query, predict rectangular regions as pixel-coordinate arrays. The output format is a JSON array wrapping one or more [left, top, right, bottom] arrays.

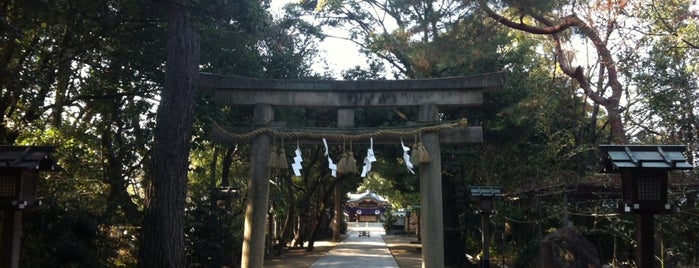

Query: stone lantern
[[0, 146, 61, 268], [599, 145, 693, 268], [469, 186, 502, 268]]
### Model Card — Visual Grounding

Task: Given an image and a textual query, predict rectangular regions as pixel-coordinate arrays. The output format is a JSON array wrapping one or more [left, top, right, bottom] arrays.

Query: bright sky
[[269, 0, 368, 77]]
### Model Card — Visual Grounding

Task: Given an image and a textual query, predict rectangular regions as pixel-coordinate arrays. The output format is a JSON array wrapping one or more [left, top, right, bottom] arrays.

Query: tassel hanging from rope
[[268, 138, 279, 170], [411, 135, 421, 165], [337, 140, 349, 174], [277, 137, 288, 170], [346, 140, 358, 174], [337, 152, 349, 174], [416, 133, 430, 164], [411, 133, 430, 165]]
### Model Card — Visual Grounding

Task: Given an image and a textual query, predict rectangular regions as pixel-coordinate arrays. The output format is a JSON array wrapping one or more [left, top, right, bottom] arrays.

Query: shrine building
[[345, 190, 390, 222]]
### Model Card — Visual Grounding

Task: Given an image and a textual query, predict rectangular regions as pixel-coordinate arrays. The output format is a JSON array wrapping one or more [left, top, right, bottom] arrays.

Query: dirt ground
[[262, 235, 423, 268], [382, 235, 423, 268], [262, 240, 340, 268]]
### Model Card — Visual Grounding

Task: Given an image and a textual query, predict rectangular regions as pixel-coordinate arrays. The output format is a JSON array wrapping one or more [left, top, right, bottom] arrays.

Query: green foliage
[[309, 0, 514, 78], [183, 143, 249, 266], [185, 194, 245, 267], [21, 205, 125, 267], [1, 0, 323, 265], [499, 0, 566, 16], [513, 237, 541, 267], [358, 157, 419, 209], [624, 0, 698, 157], [3, 0, 698, 266]]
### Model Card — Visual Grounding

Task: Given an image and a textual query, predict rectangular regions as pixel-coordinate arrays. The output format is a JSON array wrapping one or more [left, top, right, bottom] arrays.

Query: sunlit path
[[310, 222, 398, 268]]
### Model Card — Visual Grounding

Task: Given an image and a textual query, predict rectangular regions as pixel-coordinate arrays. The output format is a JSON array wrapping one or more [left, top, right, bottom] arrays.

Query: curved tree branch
[[479, 2, 577, 35], [478, 0, 626, 142]]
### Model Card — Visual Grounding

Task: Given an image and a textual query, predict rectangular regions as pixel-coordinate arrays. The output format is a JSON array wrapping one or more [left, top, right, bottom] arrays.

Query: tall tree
[[624, 0, 698, 159], [138, 1, 200, 267], [4, 1, 162, 265], [478, 0, 628, 143], [307, 0, 506, 78]]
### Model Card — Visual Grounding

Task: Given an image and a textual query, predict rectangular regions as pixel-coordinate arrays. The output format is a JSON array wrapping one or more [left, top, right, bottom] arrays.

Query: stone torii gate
[[199, 72, 505, 268]]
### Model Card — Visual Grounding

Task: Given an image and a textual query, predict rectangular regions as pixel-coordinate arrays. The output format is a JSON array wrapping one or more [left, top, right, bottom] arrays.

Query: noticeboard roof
[[599, 145, 693, 172], [469, 186, 503, 197], [0, 146, 62, 171]]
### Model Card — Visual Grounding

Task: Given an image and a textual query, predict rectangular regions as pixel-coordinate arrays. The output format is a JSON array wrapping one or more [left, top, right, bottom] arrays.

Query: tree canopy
[[1, 0, 697, 267]]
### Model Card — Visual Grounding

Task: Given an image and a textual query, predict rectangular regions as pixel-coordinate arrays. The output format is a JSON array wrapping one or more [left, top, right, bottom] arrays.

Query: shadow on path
[[310, 222, 398, 268]]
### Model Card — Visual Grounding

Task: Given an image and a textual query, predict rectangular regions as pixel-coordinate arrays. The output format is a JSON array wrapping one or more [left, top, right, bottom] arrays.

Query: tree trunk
[[292, 213, 306, 248], [306, 211, 323, 252], [138, 2, 199, 267], [210, 145, 219, 188], [102, 111, 141, 224], [276, 173, 295, 254], [306, 178, 337, 251], [221, 146, 235, 186], [332, 178, 343, 242]]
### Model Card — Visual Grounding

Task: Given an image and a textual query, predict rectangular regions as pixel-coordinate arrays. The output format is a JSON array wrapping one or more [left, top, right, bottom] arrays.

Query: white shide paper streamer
[[401, 137, 414, 174], [292, 143, 303, 176], [322, 138, 337, 177], [361, 137, 377, 177]]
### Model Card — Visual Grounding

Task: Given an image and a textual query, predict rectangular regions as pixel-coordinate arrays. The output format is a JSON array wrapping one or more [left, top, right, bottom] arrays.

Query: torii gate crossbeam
[[199, 72, 505, 268]]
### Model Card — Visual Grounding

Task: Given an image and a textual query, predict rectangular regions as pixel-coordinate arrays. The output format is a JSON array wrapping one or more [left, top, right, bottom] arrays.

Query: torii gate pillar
[[241, 103, 273, 268], [418, 104, 444, 267]]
